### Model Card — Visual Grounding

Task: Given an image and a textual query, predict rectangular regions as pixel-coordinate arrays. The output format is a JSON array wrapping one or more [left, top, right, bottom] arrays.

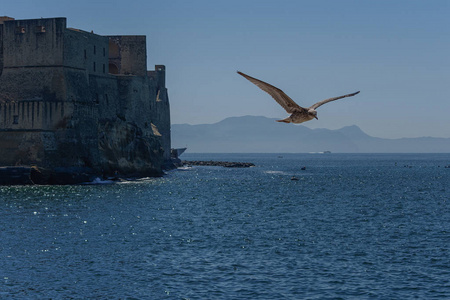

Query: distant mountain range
[[171, 116, 450, 153]]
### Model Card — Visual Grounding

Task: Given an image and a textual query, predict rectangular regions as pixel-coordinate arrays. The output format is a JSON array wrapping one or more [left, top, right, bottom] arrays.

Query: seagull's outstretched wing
[[237, 71, 305, 113], [308, 91, 360, 110]]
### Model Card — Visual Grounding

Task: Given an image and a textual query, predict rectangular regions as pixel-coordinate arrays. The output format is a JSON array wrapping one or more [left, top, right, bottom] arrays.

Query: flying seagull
[[237, 71, 360, 124]]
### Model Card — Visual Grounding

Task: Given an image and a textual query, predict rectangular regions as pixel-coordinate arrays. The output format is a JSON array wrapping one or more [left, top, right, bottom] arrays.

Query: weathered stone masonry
[[0, 17, 171, 182]]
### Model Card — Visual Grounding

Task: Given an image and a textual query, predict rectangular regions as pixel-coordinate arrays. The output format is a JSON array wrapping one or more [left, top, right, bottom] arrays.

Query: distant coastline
[[172, 116, 450, 153]]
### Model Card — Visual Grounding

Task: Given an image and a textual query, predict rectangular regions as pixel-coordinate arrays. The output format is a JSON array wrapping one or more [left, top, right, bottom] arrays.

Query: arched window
[[109, 63, 119, 75]]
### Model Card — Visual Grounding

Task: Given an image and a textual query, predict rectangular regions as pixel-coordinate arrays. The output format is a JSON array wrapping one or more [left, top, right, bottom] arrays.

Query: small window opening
[[84, 49, 87, 59], [13, 115, 19, 124], [94, 45, 96, 55], [95, 93, 99, 104], [15, 26, 26, 34], [103, 64, 105, 74], [93, 62, 96, 72], [103, 47, 106, 57], [105, 94, 109, 105], [35, 25, 46, 33]]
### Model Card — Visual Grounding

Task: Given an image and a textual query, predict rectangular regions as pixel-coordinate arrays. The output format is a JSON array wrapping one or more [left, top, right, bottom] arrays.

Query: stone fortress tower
[[0, 17, 171, 183]]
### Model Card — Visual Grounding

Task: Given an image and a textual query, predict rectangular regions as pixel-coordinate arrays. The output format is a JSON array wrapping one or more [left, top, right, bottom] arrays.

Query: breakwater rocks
[[182, 161, 255, 168]]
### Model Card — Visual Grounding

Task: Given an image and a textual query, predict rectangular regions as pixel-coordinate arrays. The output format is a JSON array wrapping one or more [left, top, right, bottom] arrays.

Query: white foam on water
[[177, 166, 193, 171], [264, 170, 289, 175], [83, 177, 115, 185]]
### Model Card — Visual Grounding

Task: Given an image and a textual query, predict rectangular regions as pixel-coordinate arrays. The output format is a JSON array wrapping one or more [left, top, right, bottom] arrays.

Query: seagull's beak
[[314, 116, 318, 120]]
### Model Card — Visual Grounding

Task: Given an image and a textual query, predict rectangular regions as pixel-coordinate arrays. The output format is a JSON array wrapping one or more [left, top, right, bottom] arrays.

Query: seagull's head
[[308, 109, 318, 120]]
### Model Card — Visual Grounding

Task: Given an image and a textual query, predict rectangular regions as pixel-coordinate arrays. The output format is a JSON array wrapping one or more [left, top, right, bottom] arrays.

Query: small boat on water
[[309, 151, 331, 154]]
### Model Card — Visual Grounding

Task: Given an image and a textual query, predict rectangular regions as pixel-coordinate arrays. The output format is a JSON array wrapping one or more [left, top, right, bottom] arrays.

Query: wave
[[263, 170, 289, 175], [82, 177, 115, 185], [177, 166, 193, 171]]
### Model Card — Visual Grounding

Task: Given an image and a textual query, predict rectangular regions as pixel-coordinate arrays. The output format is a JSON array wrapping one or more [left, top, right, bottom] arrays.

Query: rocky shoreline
[[182, 160, 255, 168], [0, 165, 165, 185], [0, 160, 255, 185], [0, 166, 101, 185]]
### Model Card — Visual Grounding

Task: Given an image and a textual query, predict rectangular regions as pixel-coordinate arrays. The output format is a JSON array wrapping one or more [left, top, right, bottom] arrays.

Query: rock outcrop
[[98, 121, 163, 177]]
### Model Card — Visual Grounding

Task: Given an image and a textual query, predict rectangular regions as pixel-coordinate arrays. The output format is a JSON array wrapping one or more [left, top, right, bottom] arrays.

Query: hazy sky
[[3, 0, 449, 138]]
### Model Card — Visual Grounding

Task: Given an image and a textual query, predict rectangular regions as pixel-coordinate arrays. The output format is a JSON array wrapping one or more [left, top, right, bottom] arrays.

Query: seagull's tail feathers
[[276, 118, 291, 123]]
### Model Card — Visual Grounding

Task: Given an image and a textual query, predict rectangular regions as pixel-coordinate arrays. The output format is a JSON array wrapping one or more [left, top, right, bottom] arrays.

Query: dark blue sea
[[1, 153, 450, 299]]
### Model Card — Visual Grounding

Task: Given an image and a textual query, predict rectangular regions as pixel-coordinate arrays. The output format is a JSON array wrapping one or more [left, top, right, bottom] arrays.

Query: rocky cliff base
[[98, 121, 164, 177], [0, 166, 98, 185]]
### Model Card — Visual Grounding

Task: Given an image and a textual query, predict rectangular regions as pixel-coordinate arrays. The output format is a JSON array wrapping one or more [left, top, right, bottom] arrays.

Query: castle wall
[[108, 36, 147, 76], [0, 67, 67, 103], [0, 17, 13, 75], [89, 73, 165, 175], [2, 18, 65, 68], [118, 75, 153, 127], [0, 100, 70, 130], [0, 131, 53, 166], [88, 74, 120, 119], [64, 28, 109, 76], [91, 70, 168, 145], [0, 18, 68, 102], [148, 65, 171, 160], [0, 17, 172, 180], [0, 20, 100, 167], [62, 100, 100, 169], [0, 23, 3, 77], [0, 98, 100, 169], [155, 87, 171, 161]]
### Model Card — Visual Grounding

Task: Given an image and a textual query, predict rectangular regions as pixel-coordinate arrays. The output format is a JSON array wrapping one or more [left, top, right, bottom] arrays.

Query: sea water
[[1, 153, 449, 299]]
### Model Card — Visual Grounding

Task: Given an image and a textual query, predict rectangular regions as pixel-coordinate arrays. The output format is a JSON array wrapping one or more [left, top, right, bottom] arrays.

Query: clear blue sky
[[3, 0, 449, 138]]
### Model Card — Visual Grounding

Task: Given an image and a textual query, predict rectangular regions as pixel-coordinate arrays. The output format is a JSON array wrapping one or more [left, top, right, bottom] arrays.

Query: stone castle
[[0, 17, 171, 183]]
